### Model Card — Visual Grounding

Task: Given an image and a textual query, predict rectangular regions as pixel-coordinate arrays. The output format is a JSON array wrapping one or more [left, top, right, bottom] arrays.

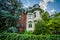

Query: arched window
[[28, 21, 32, 28], [28, 21, 32, 23], [28, 23, 32, 28]]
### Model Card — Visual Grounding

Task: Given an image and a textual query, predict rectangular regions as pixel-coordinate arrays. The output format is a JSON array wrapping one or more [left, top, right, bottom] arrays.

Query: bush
[[0, 33, 60, 40], [33, 20, 48, 35], [24, 31, 33, 34]]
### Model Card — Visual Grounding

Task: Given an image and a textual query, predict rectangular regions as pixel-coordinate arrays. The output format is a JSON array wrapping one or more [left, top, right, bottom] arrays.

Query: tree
[[46, 12, 60, 34], [33, 9, 60, 35], [41, 11, 50, 23], [0, 0, 22, 32], [46, 18, 60, 34]]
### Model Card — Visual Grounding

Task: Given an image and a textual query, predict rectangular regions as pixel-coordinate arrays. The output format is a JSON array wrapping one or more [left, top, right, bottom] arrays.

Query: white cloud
[[50, 0, 54, 2], [39, 0, 54, 10], [50, 9, 56, 13], [48, 9, 56, 15], [24, 5, 29, 8], [23, 0, 30, 8]]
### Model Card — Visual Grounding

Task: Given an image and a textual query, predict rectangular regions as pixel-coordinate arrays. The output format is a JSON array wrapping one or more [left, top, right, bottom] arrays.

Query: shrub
[[24, 31, 33, 35], [33, 20, 48, 35], [0, 33, 60, 40]]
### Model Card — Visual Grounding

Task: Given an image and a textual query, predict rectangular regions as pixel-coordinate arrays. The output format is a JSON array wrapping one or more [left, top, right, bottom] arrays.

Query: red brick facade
[[19, 13, 27, 32]]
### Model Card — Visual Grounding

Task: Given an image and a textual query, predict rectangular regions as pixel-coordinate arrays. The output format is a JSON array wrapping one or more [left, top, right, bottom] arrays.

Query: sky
[[21, 0, 60, 15]]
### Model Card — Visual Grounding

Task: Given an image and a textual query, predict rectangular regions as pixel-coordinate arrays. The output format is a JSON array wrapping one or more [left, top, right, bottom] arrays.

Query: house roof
[[33, 4, 40, 8], [24, 4, 41, 13]]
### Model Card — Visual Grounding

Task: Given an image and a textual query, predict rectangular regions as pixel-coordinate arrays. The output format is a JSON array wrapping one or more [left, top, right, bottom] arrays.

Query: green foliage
[[33, 20, 48, 35], [41, 11, 50, 23], [0, 0, 60, 35], [53, 12, 60, 17], [24, 31, 33, 35], [0, 0, 22, 32], [46, 18, 60, 34], [33, 11, 60, 35], [0, 33, 60, 40], [45, 12, 60, 34]]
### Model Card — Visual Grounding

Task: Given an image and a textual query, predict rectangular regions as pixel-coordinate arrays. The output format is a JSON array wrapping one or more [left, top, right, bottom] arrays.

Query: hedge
[[0, 33, 60, 40]]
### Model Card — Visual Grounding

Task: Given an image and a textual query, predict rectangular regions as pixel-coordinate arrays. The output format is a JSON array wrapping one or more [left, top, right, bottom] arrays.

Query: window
[[28, 21, 32, 23], [28, 14, 32, 19], [28, 21, 32, 28], [34, 20, 37, 23], [34, 12, 36, 18], [29, 23, 32, 28]]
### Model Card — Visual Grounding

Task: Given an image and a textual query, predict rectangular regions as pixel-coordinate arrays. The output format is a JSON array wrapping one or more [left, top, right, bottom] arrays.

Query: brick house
[[19, 4, 42, 32], [19, 9, 27, 32]]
